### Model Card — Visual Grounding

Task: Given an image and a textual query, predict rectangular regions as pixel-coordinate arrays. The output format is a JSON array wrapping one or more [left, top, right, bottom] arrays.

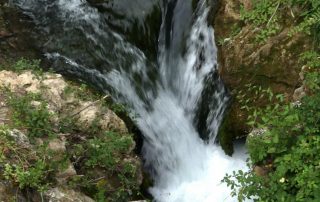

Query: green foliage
[[0, 58, 143, 201], [4, 160, 49, 192], [217, 24, 242, 46], [241, 0, 320, 44], [8, 92, 54, 138], [85, 132, 133, 169], [63, 82, 100, 102], [69, 131, 141, 201], [300, 51, 320, 69], [0, 128, 66, 193], [223, 52, 320, 201], [223, 94, 320, 201], [12, 58, 43, 75], [240, 0, 281, 43], [110, 103, 128, 115], [300, 51, 320, 90]]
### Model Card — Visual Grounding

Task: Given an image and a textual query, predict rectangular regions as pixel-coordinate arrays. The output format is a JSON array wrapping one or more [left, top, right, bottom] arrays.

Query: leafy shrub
[[85, 132, 133, 170], [223, 52, 320, 201], [8, 93, 54, 138], [240, 0, 281, 42], [4, 160, 49, 192], [69, 131, 141, 201], [12, 58, 43, 75], [240, 0, 320, 44], [0, 127, 65, 193]]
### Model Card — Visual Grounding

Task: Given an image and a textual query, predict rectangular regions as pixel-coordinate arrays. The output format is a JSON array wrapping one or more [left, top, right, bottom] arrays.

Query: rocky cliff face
[[213, 0, 311, 154]]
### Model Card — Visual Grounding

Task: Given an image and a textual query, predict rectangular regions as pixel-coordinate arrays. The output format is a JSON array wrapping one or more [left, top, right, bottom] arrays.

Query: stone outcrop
[[0, 70, 130, 134], [213, 0, 312, 154], [0, 70, 142, 201], [45, 187, 94, 202]]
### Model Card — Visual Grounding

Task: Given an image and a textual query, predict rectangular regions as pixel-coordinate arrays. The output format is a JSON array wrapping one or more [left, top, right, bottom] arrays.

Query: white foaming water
[[105, 6, 249, 202], [12, 0, 249, 201]]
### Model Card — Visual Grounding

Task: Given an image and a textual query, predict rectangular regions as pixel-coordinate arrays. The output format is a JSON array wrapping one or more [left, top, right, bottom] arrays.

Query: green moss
[[217, 114, 234, 156]]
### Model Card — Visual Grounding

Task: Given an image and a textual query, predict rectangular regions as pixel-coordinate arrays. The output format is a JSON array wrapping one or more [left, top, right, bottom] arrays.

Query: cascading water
[[10, 0, 248, 201]]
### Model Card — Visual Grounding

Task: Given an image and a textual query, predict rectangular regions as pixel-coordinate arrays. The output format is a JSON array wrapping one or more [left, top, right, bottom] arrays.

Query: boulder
[[99, 109, 129, 134], [45, 187, 94, 202], [55, 164, 77, 185], [75, 101, 129, 134], [48, 137, 67, 153], [41, 74, 67, 111], [76, 101, 100, 129], [0, 70, 40, 93], [8, 129, 31, 148]]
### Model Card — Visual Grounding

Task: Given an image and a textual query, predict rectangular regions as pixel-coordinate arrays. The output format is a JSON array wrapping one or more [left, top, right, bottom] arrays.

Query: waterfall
[[11, 0, 248, 201]]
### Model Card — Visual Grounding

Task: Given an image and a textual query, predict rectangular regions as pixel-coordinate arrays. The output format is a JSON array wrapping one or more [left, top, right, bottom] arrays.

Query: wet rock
[[45, 187, 94, 202], [1, 3, 39, 62]]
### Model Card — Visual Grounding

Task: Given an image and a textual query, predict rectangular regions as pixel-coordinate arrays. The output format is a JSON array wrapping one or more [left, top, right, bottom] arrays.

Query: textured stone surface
[[0, 69, 141, 199], [214, 0, 312, 153], [8, 129, 31, 148], [45, 187, 94, 202], [99, 109, 129, 134]]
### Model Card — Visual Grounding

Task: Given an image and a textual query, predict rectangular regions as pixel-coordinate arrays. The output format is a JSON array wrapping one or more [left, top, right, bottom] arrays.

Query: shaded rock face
[[213, 0, 312, 154], [0, 1, 40, 65], [87, 0, 162, 60]]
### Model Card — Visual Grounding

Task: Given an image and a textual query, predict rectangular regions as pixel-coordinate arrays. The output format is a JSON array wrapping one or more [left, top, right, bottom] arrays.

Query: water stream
[[10, 0, 248, 201]]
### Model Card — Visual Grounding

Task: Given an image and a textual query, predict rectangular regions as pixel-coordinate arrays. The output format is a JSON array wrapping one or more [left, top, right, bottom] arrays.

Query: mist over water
[[11, 0, 248, 201]]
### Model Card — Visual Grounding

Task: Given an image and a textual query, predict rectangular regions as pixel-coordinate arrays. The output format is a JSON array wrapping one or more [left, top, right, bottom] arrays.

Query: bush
[[0, 127, 65, 193], [222, 51, 320, 201], [69, 131, 141, 202], [85, 132, 133, 169], [8, 93, 54, 139], [240, 0, 320, 44]]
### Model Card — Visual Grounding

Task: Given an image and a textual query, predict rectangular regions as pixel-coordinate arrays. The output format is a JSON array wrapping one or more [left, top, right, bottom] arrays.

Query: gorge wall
[[213, 0, 312, 154]]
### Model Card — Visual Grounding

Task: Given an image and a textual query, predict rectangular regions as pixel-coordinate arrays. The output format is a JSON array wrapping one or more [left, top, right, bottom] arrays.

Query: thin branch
[[69, 95, 111, 118], [267, 1, 281, 26]]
